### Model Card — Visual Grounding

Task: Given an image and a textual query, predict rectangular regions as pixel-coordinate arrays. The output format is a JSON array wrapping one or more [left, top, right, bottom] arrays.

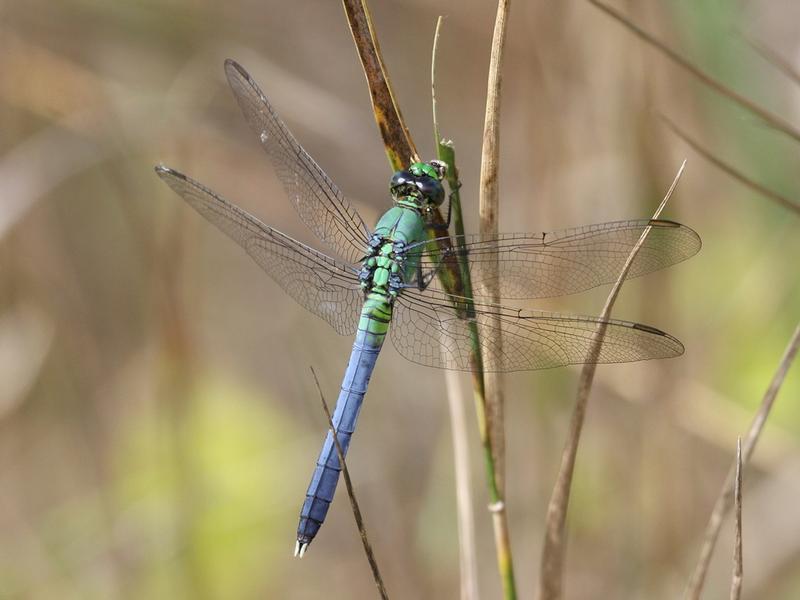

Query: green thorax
[[372, 205, 426, 283], [372, 205, 426, 244]]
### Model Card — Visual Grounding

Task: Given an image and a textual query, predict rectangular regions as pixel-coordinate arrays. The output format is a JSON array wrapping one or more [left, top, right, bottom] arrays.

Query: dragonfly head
[[390, 161, 447, 208]]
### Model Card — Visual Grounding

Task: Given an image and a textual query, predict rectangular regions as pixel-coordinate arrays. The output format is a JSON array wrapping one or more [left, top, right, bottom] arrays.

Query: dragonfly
[[155, 59, 701, 558]]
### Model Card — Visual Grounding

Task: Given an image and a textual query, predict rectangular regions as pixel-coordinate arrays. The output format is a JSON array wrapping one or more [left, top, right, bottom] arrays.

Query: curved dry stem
[[659, 113, 800, 217], [684, 323, 800, 599], [588, 0, 800, 144], [537, 162, 687, 600], [744, 34, 800, 88], [310, 367, 389, 600]]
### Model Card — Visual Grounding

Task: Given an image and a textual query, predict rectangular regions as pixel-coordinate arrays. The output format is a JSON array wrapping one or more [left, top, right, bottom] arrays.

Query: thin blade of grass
[[537, 161, 687, 600], [730, 438, 743, 600], [684, 323, 800, 600], [309, 367, 388, 600], [659, 113, 800, 216], [588, 0, 800, 145], [432, 16, 444, 147]]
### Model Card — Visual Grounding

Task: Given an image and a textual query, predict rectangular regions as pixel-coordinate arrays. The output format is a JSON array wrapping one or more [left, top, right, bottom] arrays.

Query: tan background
[[1, 1, 799, 598]]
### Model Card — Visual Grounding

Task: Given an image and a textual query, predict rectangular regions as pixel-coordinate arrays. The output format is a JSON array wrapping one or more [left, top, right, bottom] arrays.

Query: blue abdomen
[[296, 296, 392, 553]]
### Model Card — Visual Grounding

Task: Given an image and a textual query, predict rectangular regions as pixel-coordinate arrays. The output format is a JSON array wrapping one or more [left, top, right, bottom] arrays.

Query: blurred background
[[1, 1, 799, 598]]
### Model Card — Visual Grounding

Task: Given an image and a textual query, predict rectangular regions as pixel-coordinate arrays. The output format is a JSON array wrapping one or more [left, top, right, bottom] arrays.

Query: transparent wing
[[415, 219, 701, 300], [391, 289, 683, 372], [155, 165, 362, 336], [224, 59, 370, 264]]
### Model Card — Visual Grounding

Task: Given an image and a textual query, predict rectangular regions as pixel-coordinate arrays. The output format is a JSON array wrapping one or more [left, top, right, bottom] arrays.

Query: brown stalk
[[341, 0, 418, 168], [478, 2, 518, 598], [659, 113, 800, 216], [729, 438, 743, 600], [479, 0, 510, 494], [310, 367, 389, 600], [684, 323, 800, 599], [537, 161, 687, 600], [587, 0, 800, 144]]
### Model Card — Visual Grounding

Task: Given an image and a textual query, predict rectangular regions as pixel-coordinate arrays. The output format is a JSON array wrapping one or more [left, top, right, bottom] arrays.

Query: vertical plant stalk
[[435, 138, 499, 567], [432, 18, 479, 600], [432, 20, 486, 452], [310, 367, 389, 600], [684, 323, 800, 600], [587, 0, 800, 144], [537, 162, 687, 600], [445, 371, 481, 600], [729, 438, 743, 600], [436, 135, 497, 597], [479, 0, 510, 494], [477, 2, 517, 599]]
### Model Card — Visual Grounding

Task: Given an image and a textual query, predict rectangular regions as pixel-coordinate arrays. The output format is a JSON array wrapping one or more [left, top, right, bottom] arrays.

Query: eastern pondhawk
[[155, 60, 701, 557]]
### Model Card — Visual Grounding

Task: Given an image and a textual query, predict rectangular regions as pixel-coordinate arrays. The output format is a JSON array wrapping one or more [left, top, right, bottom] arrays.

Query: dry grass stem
[[310, 367, 389, 600], [479, 0, 510, 492], [684, 323, 800, 600], [588, 0, 800, 144], [744, 35, 800, 88], [341, 0, 418, 167], [478, 3, 517, 599], [730, 438, 743, 600], [659, 114, 800, 216], [537, 161, 687, 600], [445, 370, 481, 600]]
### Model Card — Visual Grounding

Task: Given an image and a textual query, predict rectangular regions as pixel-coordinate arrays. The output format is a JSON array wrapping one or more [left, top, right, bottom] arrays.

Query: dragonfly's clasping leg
[[429, 180, 459, 230], [415, 250, 451, 291]]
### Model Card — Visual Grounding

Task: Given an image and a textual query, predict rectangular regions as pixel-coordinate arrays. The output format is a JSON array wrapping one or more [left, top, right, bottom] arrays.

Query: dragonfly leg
[[429, 182, 458, 230], [445, 184, 458, 227], [415, 257, 448, 291], [359, 234, 384, 290], [424, 177, 457, 232], [416, 260, 424, 290], [426, 199, 451, 231]]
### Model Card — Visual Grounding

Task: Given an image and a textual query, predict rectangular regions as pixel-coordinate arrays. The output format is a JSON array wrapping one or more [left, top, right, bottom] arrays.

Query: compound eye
[[417, 178, 444, 204], [391, 171, 410, 188]]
